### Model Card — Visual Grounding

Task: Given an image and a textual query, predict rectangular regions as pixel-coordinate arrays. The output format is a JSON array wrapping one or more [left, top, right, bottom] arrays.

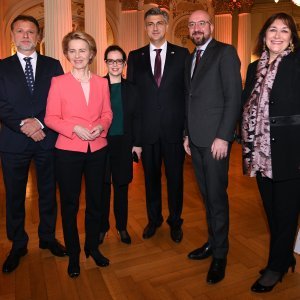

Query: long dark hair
[[254, 12, 300, 56]]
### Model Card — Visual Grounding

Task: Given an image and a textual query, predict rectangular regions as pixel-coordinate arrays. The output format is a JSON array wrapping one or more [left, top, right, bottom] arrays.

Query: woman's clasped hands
[[73, 124, 103, 141]]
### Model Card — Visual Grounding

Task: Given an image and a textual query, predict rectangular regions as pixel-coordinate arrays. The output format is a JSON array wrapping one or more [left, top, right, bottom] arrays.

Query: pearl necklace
[[71, 69, 91, 83]]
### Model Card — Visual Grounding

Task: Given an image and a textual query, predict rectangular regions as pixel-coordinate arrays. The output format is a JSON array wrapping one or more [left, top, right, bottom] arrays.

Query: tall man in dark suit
[[127, 8, 189, 243], [0, 15, 66, 273], [184, 10, 242, 284]]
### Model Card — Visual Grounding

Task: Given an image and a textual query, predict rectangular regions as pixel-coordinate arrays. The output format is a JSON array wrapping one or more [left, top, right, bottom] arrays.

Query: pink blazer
[[45, 72, 112, 153]]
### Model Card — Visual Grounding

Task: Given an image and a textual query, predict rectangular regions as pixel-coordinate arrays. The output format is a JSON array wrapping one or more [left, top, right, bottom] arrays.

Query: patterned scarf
[[242, 49, 290, 178]]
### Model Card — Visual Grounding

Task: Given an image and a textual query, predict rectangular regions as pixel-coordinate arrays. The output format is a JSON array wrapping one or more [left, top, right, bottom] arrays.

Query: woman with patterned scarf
[[242, 12, 300, 293]]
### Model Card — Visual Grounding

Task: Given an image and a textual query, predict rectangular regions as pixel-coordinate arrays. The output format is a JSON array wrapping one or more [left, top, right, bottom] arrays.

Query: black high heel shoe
[[68, 256, 80, 278], [84, 249, 109, 267], [251, 270, 284, 293], [259, 256, 296, 275], [118, 230, 131, 244]]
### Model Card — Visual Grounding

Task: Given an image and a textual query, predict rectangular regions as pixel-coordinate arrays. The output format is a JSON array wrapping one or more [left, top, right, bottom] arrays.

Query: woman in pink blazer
[[45, 31, 112, 278]]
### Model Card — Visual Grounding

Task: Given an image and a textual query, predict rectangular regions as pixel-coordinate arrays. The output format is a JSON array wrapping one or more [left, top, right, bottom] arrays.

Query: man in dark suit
[[127, 8, 189, 243], [0, 15, 66, 273], [184, 10, 242, 284]]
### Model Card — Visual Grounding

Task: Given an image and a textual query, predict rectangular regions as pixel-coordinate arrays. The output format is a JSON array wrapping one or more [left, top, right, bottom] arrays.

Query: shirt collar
[[196, 37, 212, 53], [150, 41, 167, 52], [17, 51, 37, 61]]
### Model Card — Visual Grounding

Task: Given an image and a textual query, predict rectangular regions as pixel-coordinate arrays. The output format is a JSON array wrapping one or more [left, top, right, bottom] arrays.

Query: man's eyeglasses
[[146, 21, 166, 28], [105, 59, 125, 65], [188, 21, 211, 29]]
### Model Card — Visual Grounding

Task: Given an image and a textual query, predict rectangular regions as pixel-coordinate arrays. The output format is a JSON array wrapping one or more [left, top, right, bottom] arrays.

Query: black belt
[[270, 114, 300, 127]]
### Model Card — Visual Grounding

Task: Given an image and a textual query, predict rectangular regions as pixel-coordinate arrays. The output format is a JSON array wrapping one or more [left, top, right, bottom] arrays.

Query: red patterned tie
[[192, 49, 202, 78], [154, 49, 162, 87]]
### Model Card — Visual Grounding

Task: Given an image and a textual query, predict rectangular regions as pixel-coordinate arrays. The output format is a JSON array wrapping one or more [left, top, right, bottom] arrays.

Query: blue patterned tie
[[24, 57, 34, 94]]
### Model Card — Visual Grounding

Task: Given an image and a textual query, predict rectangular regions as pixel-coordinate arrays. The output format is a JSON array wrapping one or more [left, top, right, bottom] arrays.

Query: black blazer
[[242, 51, 300, 181], [0, 54, 64, 153], [105, 76, 142, 184], [185, 39, 242, 147], [127, 42, 189, 144]]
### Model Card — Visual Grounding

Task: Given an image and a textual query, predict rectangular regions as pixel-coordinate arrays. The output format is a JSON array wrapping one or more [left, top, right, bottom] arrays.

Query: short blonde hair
[[62, 31, 97, 64]]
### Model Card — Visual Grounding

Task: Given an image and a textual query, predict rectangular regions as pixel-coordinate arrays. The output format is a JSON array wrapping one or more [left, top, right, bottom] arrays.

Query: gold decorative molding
[[172, 0, 209, 19], [213, 0, 253, 15], [120, 0, 170, 11], [121, 0, 138, 11], [174, 18, 189, 45]]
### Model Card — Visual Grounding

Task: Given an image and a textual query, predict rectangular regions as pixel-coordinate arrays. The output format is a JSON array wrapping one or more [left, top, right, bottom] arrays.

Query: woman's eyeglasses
[[105, 59, 125, 65]]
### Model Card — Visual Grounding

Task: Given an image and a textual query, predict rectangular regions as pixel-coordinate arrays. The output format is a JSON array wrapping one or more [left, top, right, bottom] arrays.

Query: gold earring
[[289, 41, 294, 52]]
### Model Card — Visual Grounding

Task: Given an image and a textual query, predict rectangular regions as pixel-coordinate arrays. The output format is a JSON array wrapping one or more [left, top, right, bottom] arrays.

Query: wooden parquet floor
[[0, 143, 299, 300]]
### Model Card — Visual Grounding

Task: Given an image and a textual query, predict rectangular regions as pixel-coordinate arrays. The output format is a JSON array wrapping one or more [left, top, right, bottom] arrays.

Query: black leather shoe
[[170, 226, 183, 243], [2, 247, 28, 273], [142, 223, 161, 239], [98, 232, 106, 245], [84, 249, 109, 267], [206, 258, 227, 284], [39, 239, 67, 257], [118, 230, 131, 244], [188, 242, 212, 260], [68, 256, 80, 278]]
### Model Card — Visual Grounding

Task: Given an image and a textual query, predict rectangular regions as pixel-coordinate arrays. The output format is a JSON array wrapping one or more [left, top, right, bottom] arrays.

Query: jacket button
[[270, 100, 275, 105], [271, 119, 276, 124], [271, 137, 276, 142]]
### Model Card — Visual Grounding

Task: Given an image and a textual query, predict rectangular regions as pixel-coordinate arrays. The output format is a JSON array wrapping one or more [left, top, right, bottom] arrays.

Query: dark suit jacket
[[185, 39, 242, 147], [242, 51, 300, 181], [105, 76, 142, 184], [0, 53, 64, 153], [127, 42, 189, 144]]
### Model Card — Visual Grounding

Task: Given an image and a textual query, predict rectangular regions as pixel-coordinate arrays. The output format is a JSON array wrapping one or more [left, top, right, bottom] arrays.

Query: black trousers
[[1, 142, 57, 250], [142, 139, 185, 227], [99, 135, 131, 232], [100, 183, 128, 232], [55, 147, 107, 257], [190, 143, 231, 259], [256, 173, 300, 272]]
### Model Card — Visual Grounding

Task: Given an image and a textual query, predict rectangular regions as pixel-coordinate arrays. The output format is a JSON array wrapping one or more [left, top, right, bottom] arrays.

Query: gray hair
[[144, 7, 169, 23]]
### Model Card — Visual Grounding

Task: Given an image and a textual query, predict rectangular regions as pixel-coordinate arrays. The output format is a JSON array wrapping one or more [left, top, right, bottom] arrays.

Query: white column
[[120, 11, 138, 57], [44, 0, 72, 71], [137, 0, 144, 48], [85, 0, 107, 76], [237, 13, 251, 82], [214, 14, 232, 44]]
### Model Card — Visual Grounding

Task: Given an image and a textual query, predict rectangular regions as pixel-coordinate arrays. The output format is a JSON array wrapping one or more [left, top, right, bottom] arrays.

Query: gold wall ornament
[[213, 0, 253, 14]]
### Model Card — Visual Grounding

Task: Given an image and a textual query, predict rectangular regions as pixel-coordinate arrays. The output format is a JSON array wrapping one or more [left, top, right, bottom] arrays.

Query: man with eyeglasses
[[127, 7, 189, 243], [184, 10, 242, 284]]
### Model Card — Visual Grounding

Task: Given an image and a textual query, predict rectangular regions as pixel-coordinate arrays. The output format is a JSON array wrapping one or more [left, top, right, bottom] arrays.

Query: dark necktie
[[24, 57, 34, 94], [192, 49, 202, 78], [154, 49, 162, 87]]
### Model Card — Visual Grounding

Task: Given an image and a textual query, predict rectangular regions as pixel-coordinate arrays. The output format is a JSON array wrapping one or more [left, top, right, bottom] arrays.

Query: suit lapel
[[160, 42, 175, 88], [192, 39, 217, 82], [34, 54, 45, 87], [11, 54, 32, 95], [140, 45, 155, 84]]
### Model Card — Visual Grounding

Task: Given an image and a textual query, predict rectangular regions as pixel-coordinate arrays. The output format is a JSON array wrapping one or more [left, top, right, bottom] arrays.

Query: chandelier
[[274, 0, 300, 6]]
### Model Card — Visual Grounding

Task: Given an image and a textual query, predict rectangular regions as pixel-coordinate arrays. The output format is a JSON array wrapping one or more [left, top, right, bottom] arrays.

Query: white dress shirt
[[150, 41, 167, 77], [17, 51, 38, 79]]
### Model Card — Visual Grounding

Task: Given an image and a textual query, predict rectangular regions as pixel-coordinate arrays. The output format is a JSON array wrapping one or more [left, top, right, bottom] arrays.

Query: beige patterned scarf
[[242, 49, 291, 178]]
